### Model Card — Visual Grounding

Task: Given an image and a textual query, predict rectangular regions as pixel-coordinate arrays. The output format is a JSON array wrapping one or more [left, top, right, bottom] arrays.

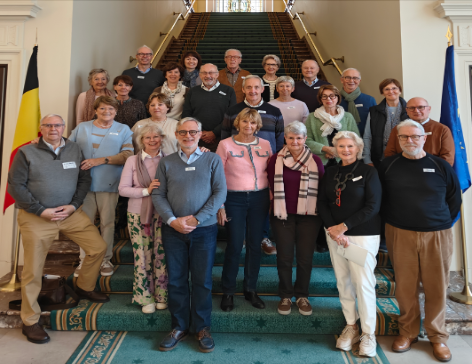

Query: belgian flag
[[3, 46, 41, 213]]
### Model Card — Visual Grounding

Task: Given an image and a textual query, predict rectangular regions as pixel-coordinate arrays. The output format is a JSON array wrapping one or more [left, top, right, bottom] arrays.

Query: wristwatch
[[104, 157, 109, 164], [342, 222, 348, 230], [196, 218, 201, 225]]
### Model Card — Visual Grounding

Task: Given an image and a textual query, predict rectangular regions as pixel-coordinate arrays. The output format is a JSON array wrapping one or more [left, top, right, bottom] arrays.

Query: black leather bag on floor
[[9, 275, 80, 311]]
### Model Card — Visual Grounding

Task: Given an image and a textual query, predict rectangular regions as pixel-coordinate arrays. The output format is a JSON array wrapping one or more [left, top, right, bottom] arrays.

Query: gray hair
[[262, 54, 281, 68], [396, 119, 425, 134], [284, 121, 307, 137], [176, 117, 202, 132], [242, 74, 264, 88], [225, 48, 242, 58], [342, 68, 361, 79], [276, 76, 295, 88], [332, 131, 364, 160], [301, 59, 319, 68], [136, 122, 165, 151], [137, 45, 153, 54], [40, 114, 65, 125], [87, 68, 110, 85]]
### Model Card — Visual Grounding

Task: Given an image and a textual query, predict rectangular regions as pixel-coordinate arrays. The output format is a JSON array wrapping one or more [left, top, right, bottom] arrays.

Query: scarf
[[383, 103, 403, 146], [340, 87, 362, 124], [161, 81, 183, 107], [314, 106, 345, 137], [182, 69, 200, 88], [82, 87, 114, 122], [273, 145, 319, 220]]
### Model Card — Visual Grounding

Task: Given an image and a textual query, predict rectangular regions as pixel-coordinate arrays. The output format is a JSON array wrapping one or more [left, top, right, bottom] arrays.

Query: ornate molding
[[0, 1, 41, 21], [435, 1, 472, 19]]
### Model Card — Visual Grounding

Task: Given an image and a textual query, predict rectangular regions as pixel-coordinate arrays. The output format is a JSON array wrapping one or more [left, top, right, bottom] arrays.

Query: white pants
[[326, 232, 380, 335]]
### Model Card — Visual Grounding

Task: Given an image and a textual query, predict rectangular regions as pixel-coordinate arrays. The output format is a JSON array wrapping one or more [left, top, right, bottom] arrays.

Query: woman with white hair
[[269, 76, 309, 125], [267, 121, 324, 316], [118, 122, 168, 314], [261, 54, 281, 101], [317, 131, 382, 357]]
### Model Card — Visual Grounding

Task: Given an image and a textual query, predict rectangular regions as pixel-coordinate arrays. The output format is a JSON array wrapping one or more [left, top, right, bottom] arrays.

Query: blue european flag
[[440, 45, 471, 193]]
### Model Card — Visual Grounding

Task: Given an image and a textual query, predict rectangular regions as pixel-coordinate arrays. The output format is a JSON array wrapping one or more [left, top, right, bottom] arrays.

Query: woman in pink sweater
[[216, 108, 272, 312], [118, 122, 168, 314]]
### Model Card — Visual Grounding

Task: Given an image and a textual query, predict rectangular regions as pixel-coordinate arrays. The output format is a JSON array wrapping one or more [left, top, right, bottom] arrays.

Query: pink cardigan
[[216, 136, 272, 192], [118, 154, 161, 214]]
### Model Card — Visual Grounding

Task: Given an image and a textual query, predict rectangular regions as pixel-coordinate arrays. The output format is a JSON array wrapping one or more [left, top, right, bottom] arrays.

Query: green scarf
[[341, 87, 362, 124]]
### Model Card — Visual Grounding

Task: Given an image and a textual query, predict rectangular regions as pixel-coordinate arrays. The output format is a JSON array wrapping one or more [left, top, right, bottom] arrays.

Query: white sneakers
[[336, 325, 360, 351], [100, 261, 114, 276], [156, 302, 168, 310], [142, 302, 168, 314], [359, 333, 377, 357]]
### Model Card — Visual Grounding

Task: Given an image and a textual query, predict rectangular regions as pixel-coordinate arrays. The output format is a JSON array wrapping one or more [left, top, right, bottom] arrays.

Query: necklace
[[333, 160, 360, 207], [95, 120, 112, 129]]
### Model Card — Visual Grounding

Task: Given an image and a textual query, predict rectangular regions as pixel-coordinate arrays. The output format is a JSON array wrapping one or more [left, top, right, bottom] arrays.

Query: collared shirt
[[303, 77, 319, 88], [421, 118, 430, 125], [141, 149, 163, 197], [136, 65, 152, 74], [244, 98, 264, 108], [225, 67, 241, 86], [43, 138, 66, 155], [201, 81, 221, 92]]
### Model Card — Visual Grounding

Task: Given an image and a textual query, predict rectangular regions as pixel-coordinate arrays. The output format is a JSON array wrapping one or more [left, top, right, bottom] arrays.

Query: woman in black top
[[317, 131, 381, 358]]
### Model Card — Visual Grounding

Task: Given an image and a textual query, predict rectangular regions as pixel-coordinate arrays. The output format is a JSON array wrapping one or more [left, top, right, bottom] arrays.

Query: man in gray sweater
[[7, 114, 109, 344], [153, 117, 227, 353]]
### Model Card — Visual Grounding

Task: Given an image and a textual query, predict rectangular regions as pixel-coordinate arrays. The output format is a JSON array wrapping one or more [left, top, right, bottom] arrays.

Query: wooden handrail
[[282, 0, 344, 75]]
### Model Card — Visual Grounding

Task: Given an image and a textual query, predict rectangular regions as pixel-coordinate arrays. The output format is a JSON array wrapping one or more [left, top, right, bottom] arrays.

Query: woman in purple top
[[267, 121, 325, 317]]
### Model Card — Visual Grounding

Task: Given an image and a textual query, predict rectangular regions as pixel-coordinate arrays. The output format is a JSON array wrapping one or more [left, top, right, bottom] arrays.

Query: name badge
[[137, 76, 145, 79], [241, 76, 246, 79], [110, 132, 119, 135], [137, 125, 143, 127], [263, 84, 270, 87], [313, 86, 320, 89], [185, 167, 195, 171], [424, 168, 435, 172], [425, 132, 432, 135], [63, 162, 77, 169], [287, 106, 296, 110], [352, 176, 363, 182], [219, 91, 226, 95], [258, 110, 267, 114], [355, 104, 363, 107], [253, 146, 262, 150]]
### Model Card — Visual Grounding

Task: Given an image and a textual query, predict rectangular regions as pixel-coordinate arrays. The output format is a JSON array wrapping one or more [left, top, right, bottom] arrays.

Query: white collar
[[421, 118, 430, 125], [141, 149, 162, 161], [244, 98, 264, 108], [43, 138, 65, 154], [201, 81, 220, 92]]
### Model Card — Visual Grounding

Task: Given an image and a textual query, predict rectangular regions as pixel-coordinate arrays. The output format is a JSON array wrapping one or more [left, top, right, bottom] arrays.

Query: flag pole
[[0, 227, 22, 292]]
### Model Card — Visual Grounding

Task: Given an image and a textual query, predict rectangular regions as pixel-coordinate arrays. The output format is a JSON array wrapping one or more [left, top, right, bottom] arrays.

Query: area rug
[[66, 330, 390, 364]]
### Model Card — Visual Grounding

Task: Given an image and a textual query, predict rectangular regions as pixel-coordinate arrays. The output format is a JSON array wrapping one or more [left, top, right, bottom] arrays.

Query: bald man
[[291, 60, 330, 112], [182, 63, 237, 151], [384, 97, 455, 166]]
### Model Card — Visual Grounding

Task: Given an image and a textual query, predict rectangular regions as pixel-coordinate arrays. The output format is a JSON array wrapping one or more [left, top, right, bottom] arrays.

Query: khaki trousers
[[385, 223, 453, 343], [80, 191, 119, 262], [18, 207, 106, 326]]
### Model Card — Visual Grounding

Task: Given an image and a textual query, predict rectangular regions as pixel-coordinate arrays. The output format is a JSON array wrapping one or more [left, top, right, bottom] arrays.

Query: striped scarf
[[273, 145, 319, 220]]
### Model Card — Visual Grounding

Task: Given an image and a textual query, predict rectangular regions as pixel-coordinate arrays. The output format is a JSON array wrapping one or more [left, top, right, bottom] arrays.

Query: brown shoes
[[75, 286, 110, 303], [431, 342, 452, 362], [261, 238, 277, 255], [392, 335, 418, 352], [22, 323, 50, 344]]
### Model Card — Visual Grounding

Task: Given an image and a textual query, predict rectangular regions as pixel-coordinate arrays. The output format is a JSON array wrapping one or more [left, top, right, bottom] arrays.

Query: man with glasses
[[122, 45, 164, 106], [153, 117, 227, 353], [182, 63, 236, 151], [291, 59, 330, 112], [339, 68, 376, 136], [384, 97, 454, 166], [218, 49, 251, 103], [378, 119, 461, 362], [7, 114, 109, 344]]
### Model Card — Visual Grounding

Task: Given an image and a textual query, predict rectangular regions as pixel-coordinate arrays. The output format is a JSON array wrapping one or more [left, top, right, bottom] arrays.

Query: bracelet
[[342, 223, 348, 230]]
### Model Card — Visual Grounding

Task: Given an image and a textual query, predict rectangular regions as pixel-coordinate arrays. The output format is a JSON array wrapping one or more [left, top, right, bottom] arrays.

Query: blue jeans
[[162, 223, 218, 333], [221, 189, 270, 294]]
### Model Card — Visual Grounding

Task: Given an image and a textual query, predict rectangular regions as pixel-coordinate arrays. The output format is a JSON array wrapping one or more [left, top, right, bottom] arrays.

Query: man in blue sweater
[[153, 117, 227, 353]]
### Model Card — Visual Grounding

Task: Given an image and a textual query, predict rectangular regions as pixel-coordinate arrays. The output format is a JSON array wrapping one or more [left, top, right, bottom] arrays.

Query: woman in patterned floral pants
[[119, 122, 168, 313]]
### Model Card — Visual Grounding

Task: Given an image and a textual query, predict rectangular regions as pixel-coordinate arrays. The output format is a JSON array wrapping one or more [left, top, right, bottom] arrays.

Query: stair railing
[[282, 0, 344, 75]]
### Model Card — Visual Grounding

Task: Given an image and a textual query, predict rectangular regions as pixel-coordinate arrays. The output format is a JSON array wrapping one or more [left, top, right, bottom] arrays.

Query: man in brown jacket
[[218, 49, 251, 103], [384, 97, 455, 166]]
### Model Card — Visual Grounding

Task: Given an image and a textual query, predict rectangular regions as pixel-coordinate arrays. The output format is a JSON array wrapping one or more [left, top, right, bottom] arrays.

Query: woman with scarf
[[180, 50, 202, 88], [153, 62, 188, 120], [76, 68, 114, 124], [267, 121, 324, 317], [118, 122, 168, 314]]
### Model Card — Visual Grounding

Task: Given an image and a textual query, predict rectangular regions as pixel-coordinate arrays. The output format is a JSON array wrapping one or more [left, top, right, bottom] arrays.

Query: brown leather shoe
[[22, 323, 50, 344], [392, 335, 418, 352], [75, 286, 110, 303], [431, 342, 452, 362]]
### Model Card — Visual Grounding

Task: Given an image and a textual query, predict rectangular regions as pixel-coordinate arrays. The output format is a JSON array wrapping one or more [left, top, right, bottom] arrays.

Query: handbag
[[9, 275, 80, 311]]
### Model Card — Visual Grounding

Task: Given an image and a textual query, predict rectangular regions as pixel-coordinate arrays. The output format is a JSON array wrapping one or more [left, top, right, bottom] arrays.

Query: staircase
[[156, 12, 327, 81]]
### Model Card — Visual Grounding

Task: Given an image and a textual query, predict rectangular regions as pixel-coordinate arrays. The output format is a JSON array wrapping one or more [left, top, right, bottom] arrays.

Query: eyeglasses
[[398, 134, 425, 141], [177, 130, 200, 136], [384, 87, 399, 92], [342, 76, 361, 81], [321, 95, 338, 100], [199, 71, 218, 76], [225, 56, 241, 60], [265, 63, 278, 67], [405, 106, 429, 111], [41, 124, 65, 129], [137, 53, 152, 57]]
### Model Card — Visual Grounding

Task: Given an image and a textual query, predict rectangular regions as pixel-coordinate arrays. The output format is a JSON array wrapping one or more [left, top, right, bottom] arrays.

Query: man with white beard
[[378, 119, 461, 362]]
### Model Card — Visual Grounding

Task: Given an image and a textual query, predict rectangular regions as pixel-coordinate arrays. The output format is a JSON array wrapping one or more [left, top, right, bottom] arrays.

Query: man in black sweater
[[181, 63, 236, 151], [291, 60, 330, 112], [378, 119, 461, 362]]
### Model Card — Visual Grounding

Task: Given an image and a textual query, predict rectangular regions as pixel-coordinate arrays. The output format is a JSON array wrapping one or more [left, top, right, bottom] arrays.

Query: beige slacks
[[18, 207, 106, 326], [385, 223, 453, 343]]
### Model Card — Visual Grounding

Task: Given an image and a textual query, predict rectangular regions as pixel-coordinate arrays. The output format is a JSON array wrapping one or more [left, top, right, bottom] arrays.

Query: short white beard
[[401, 145, 422, 157]]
